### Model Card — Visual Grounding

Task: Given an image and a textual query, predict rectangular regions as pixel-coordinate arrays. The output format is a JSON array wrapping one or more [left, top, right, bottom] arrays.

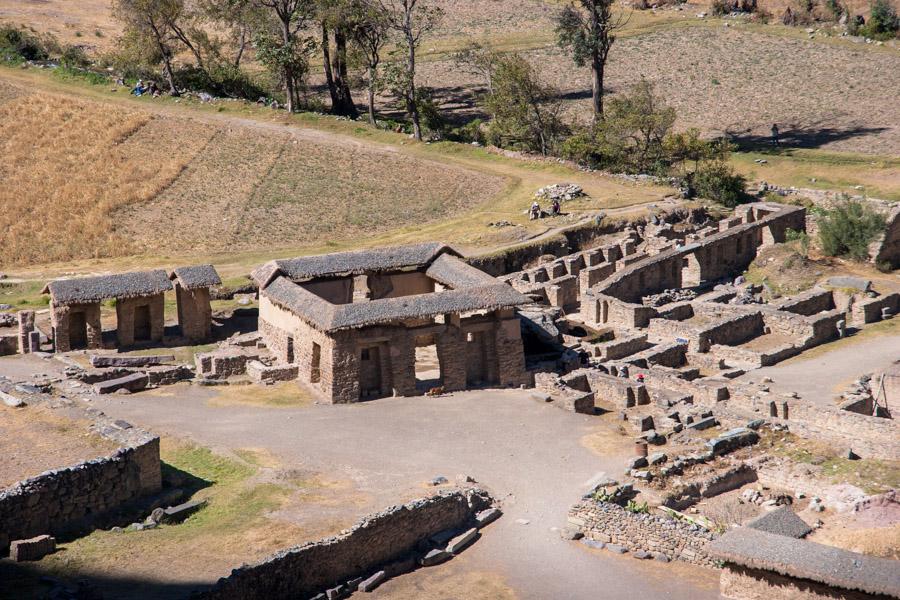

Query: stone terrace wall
[[727, 393, 900, 460], [568, 500, 718, 567], [0, 426, 161, 548], [196, 488, 493, 600]]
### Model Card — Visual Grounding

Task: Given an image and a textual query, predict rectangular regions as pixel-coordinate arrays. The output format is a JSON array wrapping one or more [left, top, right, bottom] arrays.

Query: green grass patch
[[0, 279, 49, 309]]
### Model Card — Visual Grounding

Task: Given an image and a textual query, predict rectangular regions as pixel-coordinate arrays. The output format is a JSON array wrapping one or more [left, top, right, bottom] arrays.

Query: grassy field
[[0, 66, 674, 275]]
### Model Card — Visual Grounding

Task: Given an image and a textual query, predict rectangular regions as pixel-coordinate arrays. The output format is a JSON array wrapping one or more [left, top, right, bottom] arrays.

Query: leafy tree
[[348, 0, 391, 125], [319, 0, 359, 117], [452, 40, 502, 95], [864, 0, 899, 38], [556, 0, 627, 119], [482, 54, 567, 155], [199, 0, 268, 67], [252, 0, 316, 112], [112, 0, 185, 94], [818, 201, 886, 260], [377, 0, 443, 140], [691, 161, 747, 207]]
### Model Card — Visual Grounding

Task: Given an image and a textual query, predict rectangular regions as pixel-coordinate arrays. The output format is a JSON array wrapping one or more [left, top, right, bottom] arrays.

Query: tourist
[[771, 123, 780, 147], [131, 79, 145, 96], [530, 201, 541, 220], [551, 199, 561, 216]]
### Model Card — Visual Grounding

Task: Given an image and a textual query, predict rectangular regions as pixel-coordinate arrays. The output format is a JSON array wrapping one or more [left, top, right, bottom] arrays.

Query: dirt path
[[735, 331, 900, 405]]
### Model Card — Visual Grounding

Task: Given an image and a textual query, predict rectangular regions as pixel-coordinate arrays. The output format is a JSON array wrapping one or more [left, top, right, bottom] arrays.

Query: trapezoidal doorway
[[133, 305, 151, 342], [69, 311, 88, 350], [415, 334, 442, 392]]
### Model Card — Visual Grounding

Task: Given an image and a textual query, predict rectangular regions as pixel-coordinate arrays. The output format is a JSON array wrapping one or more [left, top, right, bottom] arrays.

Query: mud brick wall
[[51, 302, 102, 353], [176, 286, 212, 342], [115, 294, 165, 347], [0, 431, 160, 547], [568, 500, 718, 567], [197, 489, 493, 600], [579, 262, 616, 293], [696, 313, 764, 353]]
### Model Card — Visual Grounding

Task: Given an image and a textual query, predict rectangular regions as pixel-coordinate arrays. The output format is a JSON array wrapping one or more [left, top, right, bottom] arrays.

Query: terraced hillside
[[0, 78, 509, 266]]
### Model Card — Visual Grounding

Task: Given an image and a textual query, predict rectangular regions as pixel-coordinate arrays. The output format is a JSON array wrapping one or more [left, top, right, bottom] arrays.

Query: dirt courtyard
[[0, 349, 720, 599]]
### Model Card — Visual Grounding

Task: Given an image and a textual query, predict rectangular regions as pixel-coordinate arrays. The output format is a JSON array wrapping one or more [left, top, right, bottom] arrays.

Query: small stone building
[[251, 243, 531, 403], [169, 265, 221, 343], [44, 270, 172, 352]]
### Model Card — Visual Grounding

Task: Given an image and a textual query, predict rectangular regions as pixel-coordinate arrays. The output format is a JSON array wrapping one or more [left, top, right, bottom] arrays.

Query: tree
[[252, 0, 315, 112], [377, 0, 443, 140], [200, 0, 267, 67], [319, 0, 360, 117], [482, 54, 567, 155], [865, 0, 899, 38], [556, 0, 627, 119], [348, 0, 390, 125], [452, 40, 502, 95], [818, 201, 886, 260], [113, 0, 185, 94]]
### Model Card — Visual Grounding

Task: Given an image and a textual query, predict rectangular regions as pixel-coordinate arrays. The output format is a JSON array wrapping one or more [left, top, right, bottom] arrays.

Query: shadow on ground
[[727, 123, 890, 151]]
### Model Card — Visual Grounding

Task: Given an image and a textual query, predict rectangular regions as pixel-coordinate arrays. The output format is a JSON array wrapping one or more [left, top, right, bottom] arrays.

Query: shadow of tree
[[725, 122, 889, 151]]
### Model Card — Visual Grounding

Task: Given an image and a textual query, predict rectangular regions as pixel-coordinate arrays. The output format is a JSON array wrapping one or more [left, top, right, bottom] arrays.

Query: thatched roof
[[708, 528, 900, 598], [746, 506, 812, 539], [169, 265, 222, 290], [265, 276, 528, 332], [251, 242, 456, 288], [43, 270, 172, 305], [426, 253, 500, 288]]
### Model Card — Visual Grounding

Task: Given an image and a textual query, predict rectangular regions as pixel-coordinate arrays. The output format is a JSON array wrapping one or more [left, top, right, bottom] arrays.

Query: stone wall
[[176, 285, 213, 342], [115, 294, 165, 347], [0, 427, 161, 550], [774, 289, 835, 316], [567, 500, 718, 567], [51, 302, 102, 352], [196, 488, 493, 600]]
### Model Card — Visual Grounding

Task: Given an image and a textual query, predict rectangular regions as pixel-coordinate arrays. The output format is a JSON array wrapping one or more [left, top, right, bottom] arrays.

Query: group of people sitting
[[529, 199, 561, 220], [131, 79, 161, 97]]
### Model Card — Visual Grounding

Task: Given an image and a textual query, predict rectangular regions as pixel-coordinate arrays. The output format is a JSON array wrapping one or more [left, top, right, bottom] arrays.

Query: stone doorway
[[415, 335, 442, 391], [133, 305, 151, 342], [466, 331, 489, 386], [359, 345, 384, 399], [69, 311, 88, 349]]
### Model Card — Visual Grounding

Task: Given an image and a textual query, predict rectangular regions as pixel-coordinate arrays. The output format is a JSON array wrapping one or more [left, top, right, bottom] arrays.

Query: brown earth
[[0, 403, 118, 488]]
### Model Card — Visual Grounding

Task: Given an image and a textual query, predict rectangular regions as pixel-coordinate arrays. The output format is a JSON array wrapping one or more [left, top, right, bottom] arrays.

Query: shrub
[[861, 0, 899, 38], [817, 201, 886, 260], [0, 25, 50, 61], [625, 500, 650, 514], [692, 161, 747, 207], [60, 45, 90, 69], [785, 228, 811, 257]]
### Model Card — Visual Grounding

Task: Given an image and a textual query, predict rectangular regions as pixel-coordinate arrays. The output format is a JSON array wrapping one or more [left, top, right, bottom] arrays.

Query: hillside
[[0, 72, 676, 271]]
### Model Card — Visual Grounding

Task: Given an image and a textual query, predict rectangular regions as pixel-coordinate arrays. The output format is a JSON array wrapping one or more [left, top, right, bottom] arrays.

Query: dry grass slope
[[0, 83, 213, 265]]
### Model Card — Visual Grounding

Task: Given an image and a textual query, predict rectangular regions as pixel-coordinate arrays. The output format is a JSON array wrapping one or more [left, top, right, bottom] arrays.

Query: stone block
[[90, 354, 175, 368], [475, 507, 502, 527], [161, 499, 207, 524], [10, 535, 56, 561], [93, 372, 149, 394], [688, 417, 717, 431], [705, 427, 759, 456], [606, 544, 627, 554], [358, 571, 386, 592], [446, 528, 478, 554], [419, 549, 451, 567], [0, 390, 25, 407]]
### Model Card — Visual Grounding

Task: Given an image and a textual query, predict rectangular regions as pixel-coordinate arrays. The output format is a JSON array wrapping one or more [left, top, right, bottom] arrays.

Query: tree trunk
[[405, 27, 421, 140], [281, 17, 295, 112], [234, 25, 247, 68], [148, 19, 179, 96], [590, 4, 603, 119], [367, 65, 377, 126], [333, 29, 358, 118], [322, 25, 340, 111]]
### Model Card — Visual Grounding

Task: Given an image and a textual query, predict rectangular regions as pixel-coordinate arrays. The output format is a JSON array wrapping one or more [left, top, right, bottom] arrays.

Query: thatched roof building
[[43, 270, 172, 306], [709, 527, 900, 599], [169, 265, 222, 290]]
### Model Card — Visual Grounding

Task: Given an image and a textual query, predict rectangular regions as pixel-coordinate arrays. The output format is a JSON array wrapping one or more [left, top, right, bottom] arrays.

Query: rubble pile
[[535, 183, 586, 202]]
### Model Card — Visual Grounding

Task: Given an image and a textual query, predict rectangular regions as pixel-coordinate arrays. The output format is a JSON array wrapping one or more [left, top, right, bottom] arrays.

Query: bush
[[861, 0, 899, 38], [0, 25, 52, 62], [785, 228, 811, 257], [60, 45, 90, 69], [818, 201, 886, 260], [692, 161, 747, 207], [175, 63, 267, 100]]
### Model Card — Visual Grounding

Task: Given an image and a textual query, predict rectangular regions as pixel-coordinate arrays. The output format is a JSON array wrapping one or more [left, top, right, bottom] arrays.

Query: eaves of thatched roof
[[264, 276, 528, 332], [708, 528, 900, 598], [169, 264, 222, 290], [252, 242, 457, 288], [425, 253, 500, 288], [43, 270, 172, 306]]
